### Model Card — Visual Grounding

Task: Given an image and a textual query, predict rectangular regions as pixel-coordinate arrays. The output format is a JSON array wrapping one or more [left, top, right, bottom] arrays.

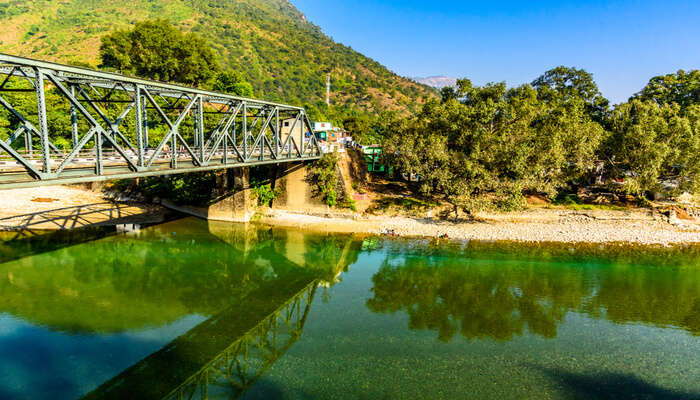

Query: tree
[[603, 99, 699, 195], [308, 152, 340, 207], [384, 77, 608, 214], [440, 86, 457, 103], [635, 70, 700, 109], [99, 19, 219, 87], [532, 66, 609, 121], [212, 71, 254, 97]]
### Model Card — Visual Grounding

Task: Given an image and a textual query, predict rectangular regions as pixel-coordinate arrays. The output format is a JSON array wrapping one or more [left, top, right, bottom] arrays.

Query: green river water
[[0, 216, 699, 399]]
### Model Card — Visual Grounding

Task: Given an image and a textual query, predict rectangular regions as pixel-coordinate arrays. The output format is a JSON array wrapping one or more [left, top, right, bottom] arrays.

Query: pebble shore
[[264, 208, 700, 246]]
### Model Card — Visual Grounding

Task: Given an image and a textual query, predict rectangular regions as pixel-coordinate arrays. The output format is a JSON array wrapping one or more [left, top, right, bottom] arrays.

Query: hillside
[[0, 0, 435, 112], [413, 76, 457, 89]]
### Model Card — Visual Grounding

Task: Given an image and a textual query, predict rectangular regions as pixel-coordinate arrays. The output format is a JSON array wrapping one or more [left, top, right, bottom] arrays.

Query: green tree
[[603, 99, 699, 195], [385, 77, 607, 214], [99, 19, 219, 87], [635, 70, 700, 108], [532, 66, 609, 121], [308, 152, 339, 207], [212, 71, 254, 97]]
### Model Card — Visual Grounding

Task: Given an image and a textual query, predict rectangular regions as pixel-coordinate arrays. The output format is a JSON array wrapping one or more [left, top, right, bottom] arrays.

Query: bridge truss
[[0, 54, 322, 189]]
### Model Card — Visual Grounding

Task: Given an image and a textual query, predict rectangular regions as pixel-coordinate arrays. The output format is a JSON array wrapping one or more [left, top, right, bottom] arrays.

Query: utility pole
[[326, 73, 330, 106]]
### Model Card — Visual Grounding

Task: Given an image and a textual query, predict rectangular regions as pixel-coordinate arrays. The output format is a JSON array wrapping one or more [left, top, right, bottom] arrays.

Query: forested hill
[[0, 0, 434, 112]]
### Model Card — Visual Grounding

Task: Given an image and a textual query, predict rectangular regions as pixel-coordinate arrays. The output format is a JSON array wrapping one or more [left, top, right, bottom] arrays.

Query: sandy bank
[[260, 208, 700, 246], [0, 185, 166, 230]]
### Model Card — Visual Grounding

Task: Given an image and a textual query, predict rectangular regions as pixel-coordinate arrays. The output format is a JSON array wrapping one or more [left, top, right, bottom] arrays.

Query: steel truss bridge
[[0, 54, 322, 189]]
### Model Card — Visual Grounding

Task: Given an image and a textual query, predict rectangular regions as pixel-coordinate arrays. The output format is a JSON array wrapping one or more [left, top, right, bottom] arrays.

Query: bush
[[138, 172, 216, 206], [252, 182, 280, 207], [308, 152, 339, 207], [340, 198, 356, 212]]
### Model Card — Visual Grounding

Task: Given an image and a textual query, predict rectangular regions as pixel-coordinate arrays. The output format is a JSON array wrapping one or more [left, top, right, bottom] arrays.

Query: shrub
[[252, 182, 280, 207], [308, 152, 339, 207]]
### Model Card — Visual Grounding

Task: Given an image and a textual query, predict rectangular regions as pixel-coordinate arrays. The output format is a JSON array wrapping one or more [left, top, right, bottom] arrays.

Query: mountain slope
[[413, 76, 457, 89], [0, 0, 435, 111]]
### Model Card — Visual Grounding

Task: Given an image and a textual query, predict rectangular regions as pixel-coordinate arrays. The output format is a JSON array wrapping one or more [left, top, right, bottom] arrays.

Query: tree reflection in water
[[367, 240, 700, 341]]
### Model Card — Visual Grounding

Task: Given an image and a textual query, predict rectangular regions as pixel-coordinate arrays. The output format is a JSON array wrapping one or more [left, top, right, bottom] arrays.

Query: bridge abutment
[[207, 167, 253, 223], [272, 162, 327, 211]]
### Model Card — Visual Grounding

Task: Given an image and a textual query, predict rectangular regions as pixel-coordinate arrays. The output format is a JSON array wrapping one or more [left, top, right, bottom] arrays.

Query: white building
[[313, 122, 333, 132]]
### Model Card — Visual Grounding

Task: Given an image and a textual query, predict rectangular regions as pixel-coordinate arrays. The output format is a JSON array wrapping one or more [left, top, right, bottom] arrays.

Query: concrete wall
[[272, 162, 328, 212], [272, 152, 353, 212], [162, 167, 254, 223]]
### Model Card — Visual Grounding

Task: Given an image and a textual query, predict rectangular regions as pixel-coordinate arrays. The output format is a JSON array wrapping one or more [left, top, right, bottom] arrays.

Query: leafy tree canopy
[[212, 71, 254, 97], [634, 69, 700, 109], [532, 66, 609, 120], [384, 77, 606, 216], [100, 19, 219, 87], [603, 100, 700, 195]]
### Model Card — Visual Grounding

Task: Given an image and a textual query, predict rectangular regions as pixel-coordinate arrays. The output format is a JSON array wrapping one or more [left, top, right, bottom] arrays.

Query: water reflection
[[0, 220, 357, 334], [0, 218, 360, 399], [83, 282, 318, 400], [367, 240, 700, 341], [1, 222, 699, 399]]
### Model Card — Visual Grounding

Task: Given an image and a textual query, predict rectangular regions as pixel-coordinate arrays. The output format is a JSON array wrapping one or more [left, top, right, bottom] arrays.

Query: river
[[0, 217, 698, 399]]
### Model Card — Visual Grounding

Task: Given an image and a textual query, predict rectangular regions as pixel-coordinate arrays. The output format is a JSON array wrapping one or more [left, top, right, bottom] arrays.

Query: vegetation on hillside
[[384, 67, 700, 216], [0, 0, 435, 119], [100, 19, 219, 86]]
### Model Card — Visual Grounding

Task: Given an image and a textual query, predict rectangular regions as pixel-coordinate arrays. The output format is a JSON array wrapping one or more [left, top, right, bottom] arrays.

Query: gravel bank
[[262, 208, 700, 246]]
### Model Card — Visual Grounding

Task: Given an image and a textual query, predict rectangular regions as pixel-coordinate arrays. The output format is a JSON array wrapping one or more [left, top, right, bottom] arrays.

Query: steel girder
[[0, 53, 322, 189]]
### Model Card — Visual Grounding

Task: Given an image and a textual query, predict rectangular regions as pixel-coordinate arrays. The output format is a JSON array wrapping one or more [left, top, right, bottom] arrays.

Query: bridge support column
[[272, 162, 328, 212], [207, 167, 253, 223]]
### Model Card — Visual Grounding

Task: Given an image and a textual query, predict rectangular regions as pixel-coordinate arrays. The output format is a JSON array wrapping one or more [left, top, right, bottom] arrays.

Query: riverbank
[[0, 185, 698, 246], [260, 207, 700, 246], [0, 185, 167, 230]]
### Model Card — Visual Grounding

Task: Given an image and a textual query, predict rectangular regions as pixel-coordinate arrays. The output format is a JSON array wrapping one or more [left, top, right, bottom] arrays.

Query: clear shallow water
[[0, 217, 699, 399]]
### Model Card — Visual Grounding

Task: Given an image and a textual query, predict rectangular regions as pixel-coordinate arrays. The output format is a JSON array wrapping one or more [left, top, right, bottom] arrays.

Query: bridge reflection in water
[[0, 217, 360, 400], [84, 280, 318, 400]]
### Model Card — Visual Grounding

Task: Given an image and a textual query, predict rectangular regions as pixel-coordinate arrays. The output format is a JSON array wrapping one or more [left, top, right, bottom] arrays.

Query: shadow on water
[[236, 379, 287, 400], [532, 365, 700, 400], [82, 280, 320, 400], [0, 225, 116, 264], [0, 204, 177, 264]]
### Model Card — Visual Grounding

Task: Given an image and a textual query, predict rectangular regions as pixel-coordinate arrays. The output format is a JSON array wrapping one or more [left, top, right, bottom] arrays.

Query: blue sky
[[291, 0, 700, 104]]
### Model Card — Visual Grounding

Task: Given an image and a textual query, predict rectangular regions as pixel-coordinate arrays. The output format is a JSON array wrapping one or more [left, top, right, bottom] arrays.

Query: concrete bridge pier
[[207, 167, 253, 223], [169, 156, 350, 222]]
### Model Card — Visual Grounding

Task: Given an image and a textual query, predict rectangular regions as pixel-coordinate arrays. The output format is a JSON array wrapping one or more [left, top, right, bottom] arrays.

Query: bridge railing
[[0, 53, 323, 188]]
